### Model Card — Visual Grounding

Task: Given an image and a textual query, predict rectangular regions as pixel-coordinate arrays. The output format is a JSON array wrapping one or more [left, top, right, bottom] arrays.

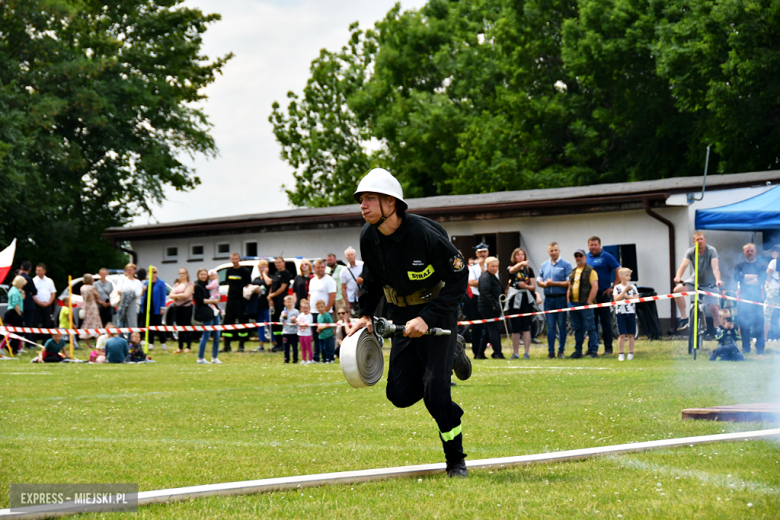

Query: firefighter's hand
[[348, 315, 373, 337], [404, 317, 428, 338]]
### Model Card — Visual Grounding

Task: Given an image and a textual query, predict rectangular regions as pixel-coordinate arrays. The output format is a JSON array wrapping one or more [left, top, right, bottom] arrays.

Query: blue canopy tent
[[695, 186, 780, 230]]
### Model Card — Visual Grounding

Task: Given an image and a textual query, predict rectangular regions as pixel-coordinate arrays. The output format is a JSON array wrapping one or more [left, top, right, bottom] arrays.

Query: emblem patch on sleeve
[[451, 255, 465, 272]]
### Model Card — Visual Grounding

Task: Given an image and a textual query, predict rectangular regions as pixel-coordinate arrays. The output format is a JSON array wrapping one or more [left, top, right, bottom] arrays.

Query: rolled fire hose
[[340, 328, 385, 388]]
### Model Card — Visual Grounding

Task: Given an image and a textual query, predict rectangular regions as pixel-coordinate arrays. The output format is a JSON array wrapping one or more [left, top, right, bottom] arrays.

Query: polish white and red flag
[[0, 239, 17, 283]]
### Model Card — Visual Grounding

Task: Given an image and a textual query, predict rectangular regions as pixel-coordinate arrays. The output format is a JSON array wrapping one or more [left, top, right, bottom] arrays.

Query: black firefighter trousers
[[223, 298, 249, 349], [385, 309, 465, 463]]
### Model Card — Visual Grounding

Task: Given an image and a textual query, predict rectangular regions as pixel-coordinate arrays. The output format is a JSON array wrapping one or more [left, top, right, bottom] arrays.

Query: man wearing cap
[[349, 167, 472, 478], [466, 243, 489, 358], [586, 236, 621, 355], [537, 242, 571, 358], [567, 249, 600, 358]]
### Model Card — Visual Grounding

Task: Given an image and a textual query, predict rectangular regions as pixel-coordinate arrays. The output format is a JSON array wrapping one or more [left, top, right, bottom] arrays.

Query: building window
[[164, 246, 178, 261], [245, 241, 258, 258], [190, 244, 204, 260], [215, 243, 230, 259], [603, 244, 638, 281]]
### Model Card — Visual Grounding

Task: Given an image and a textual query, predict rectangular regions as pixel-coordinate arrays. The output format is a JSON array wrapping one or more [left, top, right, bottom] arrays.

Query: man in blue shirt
[[537, 242, 572, 358], [586, 237, 621, 355]]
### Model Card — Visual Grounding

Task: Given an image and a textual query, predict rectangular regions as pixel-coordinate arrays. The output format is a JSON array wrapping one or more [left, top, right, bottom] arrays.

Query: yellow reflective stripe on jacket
[[407, 265, 434, 281], [440, 424, 462, 442]]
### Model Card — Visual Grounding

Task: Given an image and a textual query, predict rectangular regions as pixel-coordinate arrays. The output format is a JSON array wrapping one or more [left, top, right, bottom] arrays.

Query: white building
[[104, 170, 780, 330]]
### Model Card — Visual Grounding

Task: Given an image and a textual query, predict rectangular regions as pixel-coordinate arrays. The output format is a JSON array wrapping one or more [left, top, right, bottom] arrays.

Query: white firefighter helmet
[[353, 168, 407, 211]]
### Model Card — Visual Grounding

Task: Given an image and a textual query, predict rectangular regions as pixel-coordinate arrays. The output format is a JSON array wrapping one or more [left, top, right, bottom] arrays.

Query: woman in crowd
[[2, 275, 27, 354], [477, 256, 505, 359], [94, 268, 114, 326], [292, 259, 314, 310], [506, 248, 536, 359], [115, 263, 144, 335], [79, 273, 102, 349], [246, 259, 272, 352], [170, 267, 194, 353], [194, 268, 222, 364]]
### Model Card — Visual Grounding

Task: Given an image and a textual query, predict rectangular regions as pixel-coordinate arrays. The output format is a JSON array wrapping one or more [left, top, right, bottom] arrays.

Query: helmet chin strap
[[373, 197, 396, 228]]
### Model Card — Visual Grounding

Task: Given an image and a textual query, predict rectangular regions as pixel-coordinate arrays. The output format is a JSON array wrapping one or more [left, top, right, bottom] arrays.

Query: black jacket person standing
[[348, 168, 472, 478], [477, 258, 505, 359], [223, 253, 251, 352]]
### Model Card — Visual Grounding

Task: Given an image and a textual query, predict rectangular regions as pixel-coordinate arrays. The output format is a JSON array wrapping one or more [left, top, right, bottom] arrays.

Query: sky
[[134, 0, 428, 226]]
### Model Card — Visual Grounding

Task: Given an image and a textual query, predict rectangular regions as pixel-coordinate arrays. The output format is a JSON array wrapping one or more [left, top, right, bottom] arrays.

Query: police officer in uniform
[[222, 253, 251, 352], [348, 168, 472, 478]]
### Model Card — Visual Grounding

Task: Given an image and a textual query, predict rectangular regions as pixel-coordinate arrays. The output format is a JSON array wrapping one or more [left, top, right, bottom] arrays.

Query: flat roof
[[104, 169, 780, 240]]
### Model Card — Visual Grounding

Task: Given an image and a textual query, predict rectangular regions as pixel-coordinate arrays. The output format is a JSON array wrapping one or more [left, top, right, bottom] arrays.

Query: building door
[[451, 232, 520, 287], [451, 235, 476, 261]]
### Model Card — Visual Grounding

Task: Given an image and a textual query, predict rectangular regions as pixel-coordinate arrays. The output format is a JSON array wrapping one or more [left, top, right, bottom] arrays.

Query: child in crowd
[[316, 300, 335, 363], [297, 299, 313, 364], [59, 297, 76, 348], [613, 267, 638, 361], [334, 306, 354, 359], [710, 308, 744, 361], [33, 332, 70, 363], [89, 348, 106, 363], [280, 295, 300, 364], [206, 270, 221, 314], [104, 329, 129, 363], [127, 331, 148, 362], [89, 323, 110, 363]]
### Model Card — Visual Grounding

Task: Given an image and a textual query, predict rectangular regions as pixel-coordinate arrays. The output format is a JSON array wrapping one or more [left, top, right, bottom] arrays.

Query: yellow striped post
[[693, 243, 699, 355], [0, 315, 12, 357], [144, 265, 154, 354], [67, 275, 75, 359]]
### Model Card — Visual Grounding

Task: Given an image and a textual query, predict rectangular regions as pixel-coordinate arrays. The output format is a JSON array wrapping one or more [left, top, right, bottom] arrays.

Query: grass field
[[2, 338, 779, 519]]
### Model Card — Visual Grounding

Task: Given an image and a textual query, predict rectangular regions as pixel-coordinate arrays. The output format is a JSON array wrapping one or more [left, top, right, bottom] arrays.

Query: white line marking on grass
[[8, 382, 346, 402], [610, 456, 780, 496], [487, 366, 612, 370], [0, 435, 427, 452], [3, 372, 53, 375], [2, 429, 777, 519]]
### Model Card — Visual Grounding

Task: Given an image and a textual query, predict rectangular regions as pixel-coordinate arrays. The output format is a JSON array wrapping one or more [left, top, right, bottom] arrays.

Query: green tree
[[273, 0, 780, 207], [0, 0, 231, 286], [561, 0, 703, 184], [655, 0, 780, 172], [270, 23, 377, 207]]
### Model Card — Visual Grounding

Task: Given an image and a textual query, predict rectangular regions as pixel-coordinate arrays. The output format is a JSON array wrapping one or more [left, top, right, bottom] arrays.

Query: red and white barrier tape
[[0, 321, 344, 336], [457, 291, 696, 325], [0, 329, 47, 349], [697, 290, 780, 309], [456, 290, 780, 325], [3, 290, 778, 335]]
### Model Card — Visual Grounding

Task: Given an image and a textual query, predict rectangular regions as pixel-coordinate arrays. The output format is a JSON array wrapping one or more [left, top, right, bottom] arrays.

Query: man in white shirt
[[340, 246, 364, 316], [326, 253, 345, 309], [765, 244, 780, 344], [33, 263, 57, 340], [309, 259, 337, 363], [465, 243, 489, 356]]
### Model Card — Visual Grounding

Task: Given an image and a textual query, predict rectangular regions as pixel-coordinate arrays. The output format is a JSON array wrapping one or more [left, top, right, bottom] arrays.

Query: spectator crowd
[[3, 235, 779, 364], [463, 233, 780, 362]]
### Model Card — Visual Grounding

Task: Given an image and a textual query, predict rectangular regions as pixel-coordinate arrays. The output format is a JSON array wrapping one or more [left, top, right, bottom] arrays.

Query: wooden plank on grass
[[682, 402, 780, 422]]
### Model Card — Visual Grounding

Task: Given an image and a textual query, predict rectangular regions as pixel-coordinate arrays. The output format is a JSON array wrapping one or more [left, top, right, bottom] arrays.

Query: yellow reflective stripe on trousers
[[440, 424, 462, 442]]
